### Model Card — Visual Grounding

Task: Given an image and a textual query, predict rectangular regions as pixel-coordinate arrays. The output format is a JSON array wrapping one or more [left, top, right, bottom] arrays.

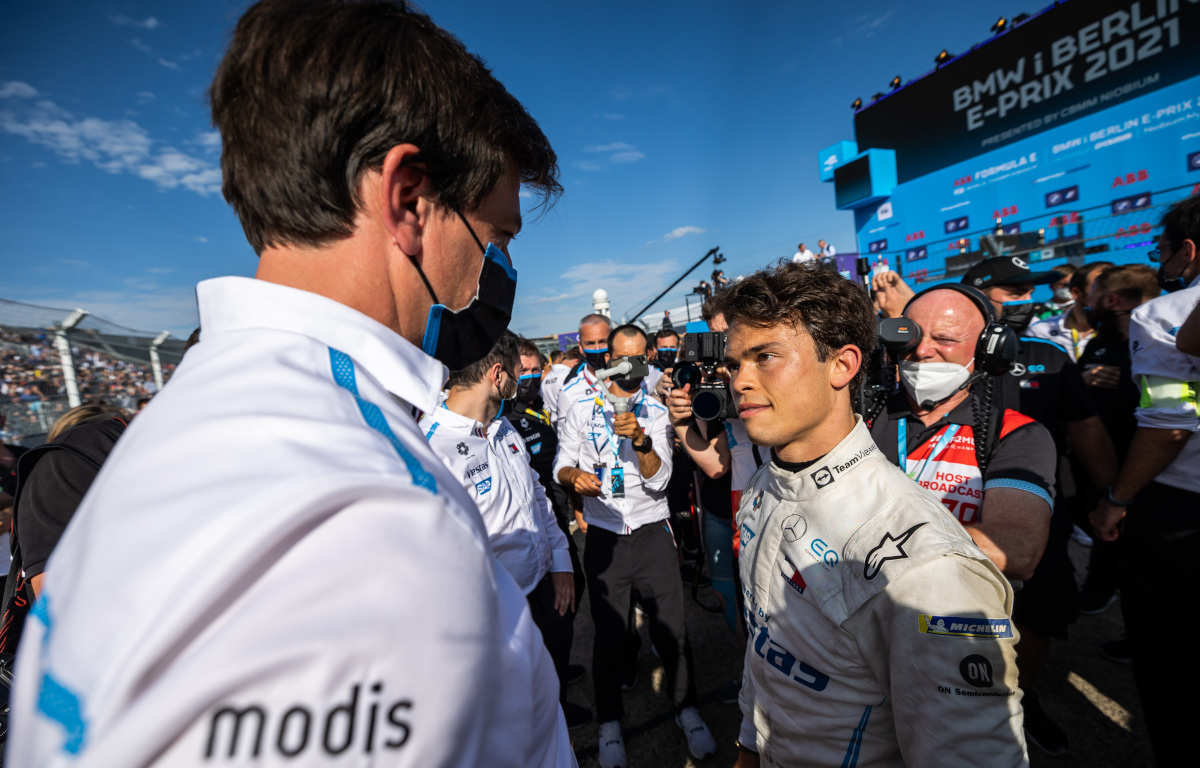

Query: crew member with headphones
[[868, 283, 1058, 579]]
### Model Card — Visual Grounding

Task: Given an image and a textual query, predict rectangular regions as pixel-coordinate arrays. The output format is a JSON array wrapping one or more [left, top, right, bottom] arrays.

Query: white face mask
[[1053, 287, 1073, 303], [899, 359, 974, 410]]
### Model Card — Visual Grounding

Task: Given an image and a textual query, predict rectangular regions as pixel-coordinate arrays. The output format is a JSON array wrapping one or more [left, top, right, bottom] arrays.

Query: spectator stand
[[1, 298, 186, 445]]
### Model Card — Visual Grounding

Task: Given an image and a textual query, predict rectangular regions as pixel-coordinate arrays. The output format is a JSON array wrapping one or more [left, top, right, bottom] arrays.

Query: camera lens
[[692, 389, 724, 421], [671, 363, 701, 389]]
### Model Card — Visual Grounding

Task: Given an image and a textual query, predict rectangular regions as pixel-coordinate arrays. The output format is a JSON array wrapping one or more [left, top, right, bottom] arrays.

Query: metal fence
[[2, 297, 187, 443]]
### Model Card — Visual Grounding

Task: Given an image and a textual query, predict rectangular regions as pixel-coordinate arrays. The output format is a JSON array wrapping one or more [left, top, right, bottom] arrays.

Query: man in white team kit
[[10, 2, 574, 766], [716, 262, 1026, 768]]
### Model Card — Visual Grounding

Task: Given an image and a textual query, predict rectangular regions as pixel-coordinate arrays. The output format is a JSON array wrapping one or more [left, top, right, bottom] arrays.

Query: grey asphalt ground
[[563, 528, 1152, 767]]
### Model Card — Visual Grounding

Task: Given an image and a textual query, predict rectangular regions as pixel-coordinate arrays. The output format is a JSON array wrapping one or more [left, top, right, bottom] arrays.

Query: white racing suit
[[737, 419, 1027, 767]]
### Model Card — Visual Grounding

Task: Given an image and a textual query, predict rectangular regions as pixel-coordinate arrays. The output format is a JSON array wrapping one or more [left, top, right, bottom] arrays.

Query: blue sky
[[2, 1, 1024, 338]]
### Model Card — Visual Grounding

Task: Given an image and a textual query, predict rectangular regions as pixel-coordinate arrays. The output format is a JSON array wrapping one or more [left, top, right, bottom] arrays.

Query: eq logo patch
[[959, 655, 994, 688], [919, 615, 1013, 638]]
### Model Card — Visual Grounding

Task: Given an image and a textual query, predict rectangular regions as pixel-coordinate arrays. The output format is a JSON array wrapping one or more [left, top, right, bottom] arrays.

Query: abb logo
[[1049, 212, 1080, 227], [992, 205, 1018, 219], [948, 238, 969, 252], [905, 231, 926, 242], [953, 175, 974, 187], [1112, 169, 1148, 188], [1115, 223, 1154, 238]]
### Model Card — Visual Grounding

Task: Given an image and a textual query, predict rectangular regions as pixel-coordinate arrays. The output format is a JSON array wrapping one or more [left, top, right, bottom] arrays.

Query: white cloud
[[158, 58, 179, 70], [136, 91, 156, 104], [0, 93, 222, 195], [579, 141, 645, 169], [830, 8, 899, 47], [662, 226, 706, 242], [111, 15, 162, 30], [584, 142, 635, 153], [196, 130, 221, 149], [573, 160, 603, 172], [130, 38, 154, 54], [603, 113, 626, 121], [0, 81, 38, 99], [192, 237, 208, 244], [610, 150, 645, 164]]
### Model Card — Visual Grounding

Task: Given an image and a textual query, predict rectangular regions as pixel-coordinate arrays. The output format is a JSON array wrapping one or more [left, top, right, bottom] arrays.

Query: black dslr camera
[[671, 331, 736, 421]]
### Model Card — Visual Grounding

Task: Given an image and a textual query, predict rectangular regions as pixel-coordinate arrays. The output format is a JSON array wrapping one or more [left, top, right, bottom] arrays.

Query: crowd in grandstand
[[4, 2, 1197, 767]]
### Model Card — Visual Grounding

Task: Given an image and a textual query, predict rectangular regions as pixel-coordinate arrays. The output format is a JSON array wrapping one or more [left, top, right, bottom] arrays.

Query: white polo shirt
[[10, 276, 575, 768], [1026, 313, 1093, 362], [420, 408, 572, 594], [1129, 274, 1200, 494], [540, 363, 572, 426], [552, 384, 673, 535], [554, 364, 601, 428]]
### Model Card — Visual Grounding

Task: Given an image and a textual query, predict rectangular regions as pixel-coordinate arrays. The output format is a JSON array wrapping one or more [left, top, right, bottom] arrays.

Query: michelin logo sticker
[[919, 615, 1013, 638]]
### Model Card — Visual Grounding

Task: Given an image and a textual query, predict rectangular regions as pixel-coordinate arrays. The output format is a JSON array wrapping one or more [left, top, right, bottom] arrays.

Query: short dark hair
[[446, 331, 519, 390], [210, 0, 560, 253], [700, 299, 717, 322], [1095, 264, 1160, 304], [1161, 193, 1200, 249], [654, 329, 679, 344], [1069, 261, 1113, 293], [563, 346, 584, 363], [549, 350, 563, 364], [607, 324, 648, 351], [516, 338, 540, 360], [714, 260, 876, 402]]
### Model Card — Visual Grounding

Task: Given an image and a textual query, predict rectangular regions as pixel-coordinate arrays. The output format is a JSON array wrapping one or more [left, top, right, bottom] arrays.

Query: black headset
[[879, 283, 1019, 376]]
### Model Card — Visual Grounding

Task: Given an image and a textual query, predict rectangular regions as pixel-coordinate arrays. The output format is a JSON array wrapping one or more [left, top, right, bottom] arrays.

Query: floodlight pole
[[150, 330, 172, 391], [55, 309, 89, 408]]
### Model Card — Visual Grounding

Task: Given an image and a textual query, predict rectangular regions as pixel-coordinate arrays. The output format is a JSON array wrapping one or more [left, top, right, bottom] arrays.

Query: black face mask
[[1157, 251, 1188, 293], [413, 210, 517, 371], [515, 374, 542, 406], [654, 348, 677, 370], [583, 347, 609, 371], [999, 300, 1036, 333], [610, 376, 645, 392]]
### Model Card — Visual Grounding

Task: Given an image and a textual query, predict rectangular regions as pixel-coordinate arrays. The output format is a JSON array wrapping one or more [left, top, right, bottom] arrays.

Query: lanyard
[[898, 420, 961, 484], [596, 391, 643, 459]]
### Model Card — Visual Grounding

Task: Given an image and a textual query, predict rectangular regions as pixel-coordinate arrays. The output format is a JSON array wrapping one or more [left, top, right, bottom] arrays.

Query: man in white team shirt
[[554, 324, 715, 768], [717, 262, 1025, 768], [9, 2, 574, 766], [1090, 195, 1200, 766], [419, 332, 589, 730]]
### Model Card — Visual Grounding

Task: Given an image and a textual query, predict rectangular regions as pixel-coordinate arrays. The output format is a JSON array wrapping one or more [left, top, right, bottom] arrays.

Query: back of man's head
[[210, 0, 560, 254], [715, 262, 876, 401], [1069, 261, 1113, 294], [1161, 193, 1200, 247], [1095, 264, 1160, 304], [446, 331, 520, 390]]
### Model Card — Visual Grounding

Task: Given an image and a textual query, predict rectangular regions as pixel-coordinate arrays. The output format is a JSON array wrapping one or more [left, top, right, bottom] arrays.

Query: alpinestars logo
[[864, 522, 927, 580], [456, 442, 469, 456]]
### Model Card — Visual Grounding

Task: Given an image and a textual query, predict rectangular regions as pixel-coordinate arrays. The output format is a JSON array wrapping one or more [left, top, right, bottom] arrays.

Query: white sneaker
[[675, 706, 716, 759], [597, 720, 627, 768]]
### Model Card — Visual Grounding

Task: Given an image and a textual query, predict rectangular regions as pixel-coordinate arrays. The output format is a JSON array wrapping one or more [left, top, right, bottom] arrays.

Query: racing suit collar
[[763, 417, 881, 501], [770, 452, 823, 473]]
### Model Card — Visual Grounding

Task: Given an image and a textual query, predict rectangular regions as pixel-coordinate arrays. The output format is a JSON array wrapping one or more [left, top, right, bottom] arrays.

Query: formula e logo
[[456, 442, 469, 456], [811, 467, 834, 488], [475, 478, 492, 495], [781, 514, 807, 542], [864, 522, 926, 580], [959, 654, 994, 688]]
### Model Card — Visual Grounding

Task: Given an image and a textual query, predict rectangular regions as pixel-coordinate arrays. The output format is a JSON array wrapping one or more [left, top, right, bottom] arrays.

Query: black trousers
[[1119, 481, 1200, 766], [527, 573, 576, 703], [585, 522, 697, 723]]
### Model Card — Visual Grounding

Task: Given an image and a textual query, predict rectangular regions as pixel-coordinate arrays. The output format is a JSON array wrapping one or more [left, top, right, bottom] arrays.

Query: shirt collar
[[197, 277, 447, 414], [434, 402, 490, 437]]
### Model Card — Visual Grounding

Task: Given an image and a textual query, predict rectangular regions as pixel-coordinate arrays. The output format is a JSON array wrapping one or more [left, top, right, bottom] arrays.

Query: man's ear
[[829, 344, 862, 391], [378, 144, 435, 259]]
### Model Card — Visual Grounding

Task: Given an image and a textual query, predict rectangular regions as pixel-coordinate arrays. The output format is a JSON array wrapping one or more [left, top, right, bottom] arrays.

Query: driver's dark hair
[[1160, 193, 1200, 249], [714, 260, 876, 403], [210, 0, 560, 254], [446, 331, 520, 390], [654, 328, 679, 344]]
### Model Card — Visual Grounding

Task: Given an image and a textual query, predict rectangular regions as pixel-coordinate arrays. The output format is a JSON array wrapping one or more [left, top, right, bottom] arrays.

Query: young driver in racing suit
[[717, 262, 1028, 768]]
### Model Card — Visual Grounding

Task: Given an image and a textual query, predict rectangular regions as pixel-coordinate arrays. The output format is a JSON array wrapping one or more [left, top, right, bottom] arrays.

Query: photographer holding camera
[[554, 324, 715, 768], [722, 263, 1025, 768]]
